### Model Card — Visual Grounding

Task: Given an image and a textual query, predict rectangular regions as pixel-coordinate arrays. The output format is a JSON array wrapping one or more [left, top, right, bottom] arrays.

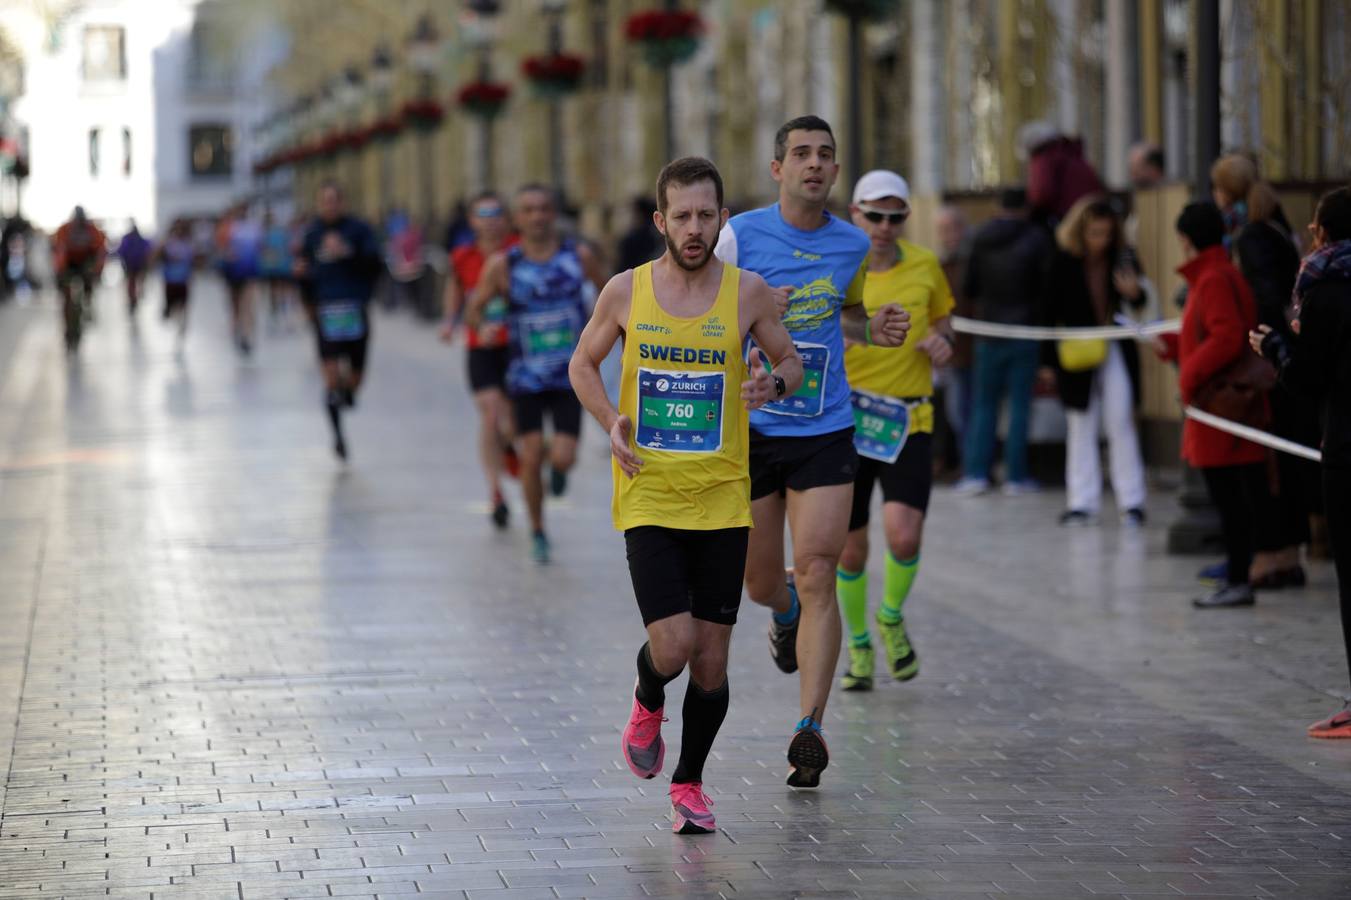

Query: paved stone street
[[0, 278, 1349, 900]]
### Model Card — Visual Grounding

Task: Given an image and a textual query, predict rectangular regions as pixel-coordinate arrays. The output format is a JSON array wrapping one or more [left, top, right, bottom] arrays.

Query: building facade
[[2, 0, 280, 233], [256, 0, 1349, 244]]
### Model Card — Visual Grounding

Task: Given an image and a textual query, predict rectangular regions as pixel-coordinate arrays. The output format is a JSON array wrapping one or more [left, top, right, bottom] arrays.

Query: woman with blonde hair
[[1044, 196, 1149, 526], [1209, 153, 1314, 589]]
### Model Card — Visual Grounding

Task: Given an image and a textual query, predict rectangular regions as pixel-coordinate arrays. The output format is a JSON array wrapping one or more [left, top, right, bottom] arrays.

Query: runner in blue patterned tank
[[714, 116, 911, 787], [468, 185, 606, 563], [296, 181, 384, 462]]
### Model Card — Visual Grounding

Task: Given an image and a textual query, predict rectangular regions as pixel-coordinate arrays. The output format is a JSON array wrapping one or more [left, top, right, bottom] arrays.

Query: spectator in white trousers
[[1043, 196, 1149, 526]]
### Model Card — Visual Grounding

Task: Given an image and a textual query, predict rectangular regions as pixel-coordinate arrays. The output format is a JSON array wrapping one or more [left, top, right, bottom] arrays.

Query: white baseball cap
[[852, 170, 911, 205]]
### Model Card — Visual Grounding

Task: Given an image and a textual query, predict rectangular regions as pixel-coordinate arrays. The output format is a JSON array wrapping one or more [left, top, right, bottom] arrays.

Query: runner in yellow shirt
[[569, 157, 801, 833], [837, 170, 956, 690]]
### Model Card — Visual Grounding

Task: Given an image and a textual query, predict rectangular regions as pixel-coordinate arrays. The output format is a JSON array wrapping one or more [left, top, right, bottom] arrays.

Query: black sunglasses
[[861, 209, 908, 225]]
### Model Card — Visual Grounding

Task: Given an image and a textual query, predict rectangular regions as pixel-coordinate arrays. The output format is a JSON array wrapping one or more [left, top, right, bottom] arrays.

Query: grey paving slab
[[0, 279, 1348, 900]]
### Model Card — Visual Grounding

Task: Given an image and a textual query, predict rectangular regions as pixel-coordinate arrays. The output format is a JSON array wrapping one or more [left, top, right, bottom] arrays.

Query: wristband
[[940, 332, 955, 348], [864, 319, 873, 346]]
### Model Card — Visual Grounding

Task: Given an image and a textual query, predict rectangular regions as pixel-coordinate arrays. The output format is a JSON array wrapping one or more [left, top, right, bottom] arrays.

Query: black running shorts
[[512, 389, 582, 436], [318, 335, 369, 372], [467, 347, 510, 392], [625, 526, 750, 626], [749, 426, 859, 501], [848, 432, 934, 530]]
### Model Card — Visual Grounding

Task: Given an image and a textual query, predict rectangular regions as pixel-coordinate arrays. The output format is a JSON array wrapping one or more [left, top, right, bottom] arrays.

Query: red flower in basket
[[623, 9, 705, 67], [457, 81, 512, 119], [401, 98, 446, 131], [522, 52, 586, 95]]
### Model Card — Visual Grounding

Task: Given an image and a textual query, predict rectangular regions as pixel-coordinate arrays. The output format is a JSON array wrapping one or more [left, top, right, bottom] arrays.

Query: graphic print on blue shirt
[[719, 204, 869, 437], [505, 241, 587, 395]]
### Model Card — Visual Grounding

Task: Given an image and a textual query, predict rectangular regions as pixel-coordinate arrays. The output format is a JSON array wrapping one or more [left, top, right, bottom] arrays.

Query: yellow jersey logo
[[783, 276, 840, 330]]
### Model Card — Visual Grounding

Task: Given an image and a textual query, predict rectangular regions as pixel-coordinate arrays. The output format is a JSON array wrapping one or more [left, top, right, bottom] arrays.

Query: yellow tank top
[[613, 261, 751, 531]]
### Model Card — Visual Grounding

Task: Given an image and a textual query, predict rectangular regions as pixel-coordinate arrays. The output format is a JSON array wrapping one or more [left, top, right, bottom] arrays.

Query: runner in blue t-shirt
[[468, 185, 606, 564], [713, 115, 910, 788]]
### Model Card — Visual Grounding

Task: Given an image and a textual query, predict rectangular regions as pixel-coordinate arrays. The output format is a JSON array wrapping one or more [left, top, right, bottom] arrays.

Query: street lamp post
[[407, 14, 442, 231], [337, 65, 365, 211], [368, 45, 395, 221], [541, 0, 568, 198], [463, 6, 501, 192], [663, 0, 677, 161]]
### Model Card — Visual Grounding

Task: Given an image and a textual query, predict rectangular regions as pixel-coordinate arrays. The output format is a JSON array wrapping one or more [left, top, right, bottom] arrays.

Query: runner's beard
[[665, 230, 719, 272]]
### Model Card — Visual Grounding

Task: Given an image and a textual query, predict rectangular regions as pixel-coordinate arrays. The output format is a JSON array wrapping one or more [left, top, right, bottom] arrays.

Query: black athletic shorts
[[749, 426, 859, 501], [318, 335, 369, 371], [848, 432, 934, 530], [468, 347, 510, 392], [513, 389, 582, 436], [163, 282, 188, 313], [625, 526, 750, 626]]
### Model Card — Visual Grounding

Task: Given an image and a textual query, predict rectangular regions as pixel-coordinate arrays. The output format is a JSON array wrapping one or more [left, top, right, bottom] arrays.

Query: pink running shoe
[[621, 686, 666, 779], [670, 781, 716, 834], [1307, 705, 1351, 739]]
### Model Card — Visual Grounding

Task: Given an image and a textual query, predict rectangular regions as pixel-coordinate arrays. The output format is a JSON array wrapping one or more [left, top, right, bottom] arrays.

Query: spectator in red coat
[[1175, 201, 1278, 610], [1021, 121, 1106, 224]]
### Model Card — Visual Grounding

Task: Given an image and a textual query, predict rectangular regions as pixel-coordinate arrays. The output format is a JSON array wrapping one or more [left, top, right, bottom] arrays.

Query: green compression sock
[[879, 553, 919, 625], [836, 567, 870, 647]]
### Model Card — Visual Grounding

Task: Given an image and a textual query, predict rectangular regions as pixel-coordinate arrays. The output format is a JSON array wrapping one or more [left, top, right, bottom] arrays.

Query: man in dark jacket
[[296, 181, 384, 460], [955, 188, 1052, 495], [1022, 121, 1105, 225]]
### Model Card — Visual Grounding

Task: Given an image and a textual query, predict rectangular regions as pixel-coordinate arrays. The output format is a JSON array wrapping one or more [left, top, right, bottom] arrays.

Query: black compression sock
[[635, 642, 679, 713], [672, 678, 730, 785]]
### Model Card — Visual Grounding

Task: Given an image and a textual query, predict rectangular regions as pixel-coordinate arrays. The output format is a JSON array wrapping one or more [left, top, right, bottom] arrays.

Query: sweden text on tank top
[[613, 261, 751, 532], [506, 240, 587, 395]]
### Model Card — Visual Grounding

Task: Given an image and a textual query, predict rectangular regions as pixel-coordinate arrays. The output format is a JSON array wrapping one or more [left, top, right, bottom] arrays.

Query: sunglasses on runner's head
[[858, 206, 909, 225], [474, 205, 504, 218]]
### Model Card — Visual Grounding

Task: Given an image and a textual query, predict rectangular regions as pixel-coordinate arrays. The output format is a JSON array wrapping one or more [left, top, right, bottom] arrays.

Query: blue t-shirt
[[716, 204, 869, 437], [505, 241, 588, 396]]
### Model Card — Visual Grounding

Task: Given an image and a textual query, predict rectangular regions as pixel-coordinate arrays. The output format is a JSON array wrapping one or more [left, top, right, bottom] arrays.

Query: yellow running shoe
[[841, 644, 874, 692], [876, 614, 918, 681]]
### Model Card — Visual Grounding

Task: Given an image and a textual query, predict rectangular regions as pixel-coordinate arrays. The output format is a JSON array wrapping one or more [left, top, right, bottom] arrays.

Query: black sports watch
[[773, 375, 787, 398]]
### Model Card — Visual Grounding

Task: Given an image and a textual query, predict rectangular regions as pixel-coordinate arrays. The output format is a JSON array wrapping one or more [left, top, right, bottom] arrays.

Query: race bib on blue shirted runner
[[746, 341, 828, 417], [850, 389, 911, 463], [636, 369, 725, 453], [317, 301, 366, 341], [520, 308, 578, 358]]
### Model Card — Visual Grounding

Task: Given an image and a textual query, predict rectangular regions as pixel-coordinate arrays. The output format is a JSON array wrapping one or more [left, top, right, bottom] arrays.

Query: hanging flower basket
[[339, 127, 371, 154], [624, 9, 704, 68], [401, 98, 446, 132], [369, 114, 404, 143], [522, 52, 586, 98], [823, 0, 900, 20], [456, 81, 512, 120], [317, 132, 345, 160]]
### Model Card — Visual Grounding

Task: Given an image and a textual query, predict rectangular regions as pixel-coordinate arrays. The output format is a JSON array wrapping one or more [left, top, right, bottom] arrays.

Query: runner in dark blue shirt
[[297, 181, 383, 461]]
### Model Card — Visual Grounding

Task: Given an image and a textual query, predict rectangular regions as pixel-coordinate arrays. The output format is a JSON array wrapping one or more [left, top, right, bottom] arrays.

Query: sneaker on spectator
[[952, 477, 991, 497]]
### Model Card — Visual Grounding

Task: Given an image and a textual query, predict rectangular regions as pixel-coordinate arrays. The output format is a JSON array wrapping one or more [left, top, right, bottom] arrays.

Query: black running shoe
[[768, 611, 799, 675], [334, 438, 347, 461], [786, 716, 829, 788], [549, 467, 568, 497], [491, 501, 509, 529]]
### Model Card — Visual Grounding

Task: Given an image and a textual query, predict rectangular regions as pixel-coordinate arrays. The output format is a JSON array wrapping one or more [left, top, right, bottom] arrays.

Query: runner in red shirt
[[440, 192, 520, 528]]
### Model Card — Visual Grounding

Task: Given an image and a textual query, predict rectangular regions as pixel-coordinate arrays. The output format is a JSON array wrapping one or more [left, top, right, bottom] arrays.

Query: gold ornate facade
[[250, 0, 1348, 245]]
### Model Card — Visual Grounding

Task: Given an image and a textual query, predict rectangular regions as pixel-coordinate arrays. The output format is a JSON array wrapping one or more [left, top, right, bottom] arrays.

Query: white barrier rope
[[949, 315, 1181, 341], [1183, 406, 1323, 463]]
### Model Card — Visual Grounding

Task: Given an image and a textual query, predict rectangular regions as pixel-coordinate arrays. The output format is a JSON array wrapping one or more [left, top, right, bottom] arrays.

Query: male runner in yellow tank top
[[570, 157, 802, 834]]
